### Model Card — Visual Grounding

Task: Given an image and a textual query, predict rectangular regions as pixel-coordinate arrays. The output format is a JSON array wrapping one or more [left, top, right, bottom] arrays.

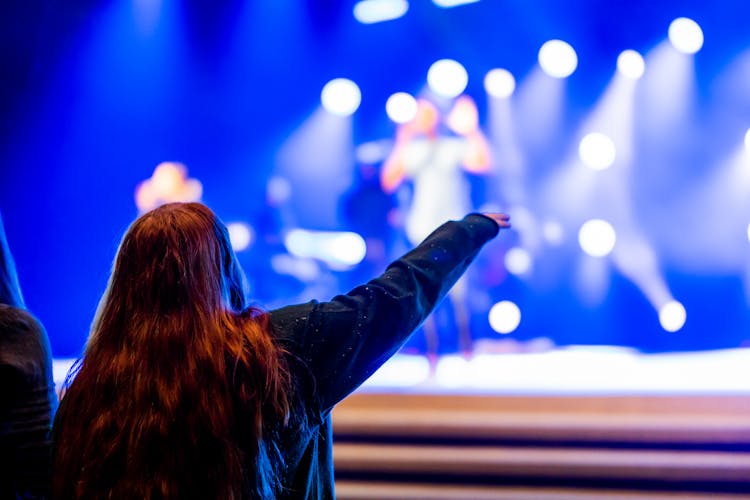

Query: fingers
[[482, 213, 511, 228]]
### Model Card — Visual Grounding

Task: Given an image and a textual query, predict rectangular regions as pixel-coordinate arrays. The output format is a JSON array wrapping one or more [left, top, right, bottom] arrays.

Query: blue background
[[1, 0, 749, 358]]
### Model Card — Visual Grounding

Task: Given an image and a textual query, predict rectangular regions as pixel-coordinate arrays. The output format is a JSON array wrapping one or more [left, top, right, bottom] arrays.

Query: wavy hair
[[52, 202, 292, 499]]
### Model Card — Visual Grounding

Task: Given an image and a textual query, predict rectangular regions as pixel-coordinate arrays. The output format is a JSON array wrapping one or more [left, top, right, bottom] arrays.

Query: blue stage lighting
[[489, 300, 522, 334], [353, 0, 408, 24], [617, 50, 645, 79], [484, 68, 516, 98], [538, 40, 578, 78], [321, 78, 362, 116], [386, 92, 418, 123], [579, 219, 616, 257], [427, 59, 468, 98], [668, 17, 704, 54]]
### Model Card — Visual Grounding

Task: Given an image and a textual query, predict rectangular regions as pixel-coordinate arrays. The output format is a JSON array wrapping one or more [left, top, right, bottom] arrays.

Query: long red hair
[[53, 202, 292, 498]]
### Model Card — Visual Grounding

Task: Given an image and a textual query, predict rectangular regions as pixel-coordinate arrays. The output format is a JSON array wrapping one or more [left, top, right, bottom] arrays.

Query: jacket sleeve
[[269, 214, 500, 414]]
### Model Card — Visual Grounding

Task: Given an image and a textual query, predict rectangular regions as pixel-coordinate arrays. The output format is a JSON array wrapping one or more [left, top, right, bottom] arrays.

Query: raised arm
[[270, 213, 510, 414]]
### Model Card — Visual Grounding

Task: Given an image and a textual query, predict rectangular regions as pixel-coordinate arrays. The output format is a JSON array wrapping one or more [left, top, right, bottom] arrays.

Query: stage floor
[[53, 345, 750, 395]]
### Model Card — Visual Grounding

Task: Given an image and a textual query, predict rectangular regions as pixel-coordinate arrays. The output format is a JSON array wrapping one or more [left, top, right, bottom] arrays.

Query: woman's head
[[106, 202, 246, 318]]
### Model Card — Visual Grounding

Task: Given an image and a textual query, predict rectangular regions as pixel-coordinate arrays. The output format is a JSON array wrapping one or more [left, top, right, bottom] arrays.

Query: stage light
[[386, 92, 418, 123], [285, 229, 367, 269], [538, 40, 578, 78], [226, 222, 254, 252], [505, 247, 532, 275], [617, 50, 645, 79], [484, 68, 516, 98], [579, 132, 616, 170], [427, 59, 468, 98], [323, 232, 367, 267], [489, 300, 521, 334], [266, 176, 292, 205], [659, 300, 686, 332], [745, 128, 750, 152], [579, 219, 616, 257], [320, 78, 361, 116], [668, 17, 704, 54], [543, 220, 565, 245], [432, 0, 479, 7], [353, 0, 408, 24]]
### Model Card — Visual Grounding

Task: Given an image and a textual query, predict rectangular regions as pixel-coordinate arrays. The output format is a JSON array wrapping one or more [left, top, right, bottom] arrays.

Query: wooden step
[[335, 481, 750, 500], [334, 443, 750, 484]]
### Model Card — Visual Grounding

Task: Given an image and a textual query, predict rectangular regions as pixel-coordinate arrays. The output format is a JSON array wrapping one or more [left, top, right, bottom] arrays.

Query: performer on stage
[[52, 202, 509, 499], [381, 95, 493, 366]]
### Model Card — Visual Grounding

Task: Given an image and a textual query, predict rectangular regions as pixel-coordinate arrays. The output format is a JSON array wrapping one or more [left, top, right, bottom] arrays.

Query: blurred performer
[[381, 95, 493, 366], [0, 212, 58, 499], [134, 161, 203, 213]]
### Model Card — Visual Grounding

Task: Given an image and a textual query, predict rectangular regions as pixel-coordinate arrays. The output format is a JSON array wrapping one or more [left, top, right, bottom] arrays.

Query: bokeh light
[[427, 59, 469, 98], [617, 50, 645, 79], [668, 17, 704, 54], [285, 229, 367, 268], [504, 247, 532, 275], [266, 176, 292, 205], [386, 92, 418, 123], [578, 219, 616, 257], [320, 78, 362, 116], [488, 300, 522, 334], [484, 68, 516, 98], [579, 132, 616, 170], [432, 0, 479, 8], [353, 0, 408, 24], [226, 222, 254, 252], [538, 40, 578, 78], [659, 300, 687, 332], [543, 220, 565, 246]]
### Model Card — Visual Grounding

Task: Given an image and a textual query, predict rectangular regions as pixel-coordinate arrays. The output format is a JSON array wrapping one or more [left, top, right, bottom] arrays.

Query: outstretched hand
[[482, 213, 511, 229]]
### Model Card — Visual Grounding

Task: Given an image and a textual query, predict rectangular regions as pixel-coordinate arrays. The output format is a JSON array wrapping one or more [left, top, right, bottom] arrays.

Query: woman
[[0, 212, 58, 499], [52, 202, 509, 499]]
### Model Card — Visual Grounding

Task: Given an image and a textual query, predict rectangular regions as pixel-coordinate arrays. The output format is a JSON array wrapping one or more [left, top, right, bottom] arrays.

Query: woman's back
[[51, 202, 507, 499]]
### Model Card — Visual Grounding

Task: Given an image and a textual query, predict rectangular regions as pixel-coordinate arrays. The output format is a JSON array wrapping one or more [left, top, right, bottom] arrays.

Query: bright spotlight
[[668, 17, 704, 54], [427, 59, 469, 98], [484, 68, 516, 98], [659, 300, 686, 332], [617, 50, 645, 79], [746, 222, 750, 243], [432, 0, 479, 7], [386, 92, 418, 123], [745, 129, 750, 152], [353, 0, 408, 24], [538, 40, 578, 78], [504, 247, 532, 275], [579, 132, 616, 170], [226, 222, 254, 252], [578, 219, 616, 257], [488, 300, 521, 334], [320, 78, 362, 116]]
